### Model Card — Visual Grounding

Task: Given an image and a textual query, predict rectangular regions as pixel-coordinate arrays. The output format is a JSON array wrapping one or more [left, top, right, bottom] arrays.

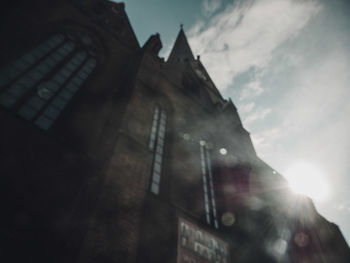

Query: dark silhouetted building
[[1, 0, 349, 262]]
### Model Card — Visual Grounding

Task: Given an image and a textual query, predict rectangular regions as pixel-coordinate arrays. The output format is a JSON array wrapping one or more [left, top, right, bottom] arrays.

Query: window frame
[[149, 105, 167, 195], [0, 32, 98, 131]]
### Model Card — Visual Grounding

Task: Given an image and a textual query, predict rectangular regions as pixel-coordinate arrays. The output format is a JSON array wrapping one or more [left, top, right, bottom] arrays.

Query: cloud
[[188, 0, 322, 90], [190, 0, 350, 243], [202, 0, 222, 16], [250, 126, 284, 159], [252, 127, 281, 145], [244, 108, 272, 125], [239, 80, 264, 101], [261, 49, 350, 140], [238, 102, 255, 115], [284, 50, 350, 167], [250, 49, 350, 187]]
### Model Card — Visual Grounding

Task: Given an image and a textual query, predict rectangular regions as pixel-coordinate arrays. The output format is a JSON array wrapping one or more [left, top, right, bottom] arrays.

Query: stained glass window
[[0, 33, 97, 130], [200, 142, 219, 228], [149, 106, 167, 195]]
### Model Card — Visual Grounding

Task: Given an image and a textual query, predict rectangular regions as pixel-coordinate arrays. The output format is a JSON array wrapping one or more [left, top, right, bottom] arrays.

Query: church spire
[[167, 25, 195, 63]]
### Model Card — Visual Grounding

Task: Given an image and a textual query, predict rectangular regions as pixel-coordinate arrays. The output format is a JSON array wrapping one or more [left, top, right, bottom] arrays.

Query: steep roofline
[[167, 26, 195, 63]]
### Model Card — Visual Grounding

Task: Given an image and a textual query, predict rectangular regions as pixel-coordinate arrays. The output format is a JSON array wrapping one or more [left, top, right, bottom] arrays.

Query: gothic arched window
[[149, 105, 167, 195], [200, 141, 219, 228], [0, 33, 97, 130]]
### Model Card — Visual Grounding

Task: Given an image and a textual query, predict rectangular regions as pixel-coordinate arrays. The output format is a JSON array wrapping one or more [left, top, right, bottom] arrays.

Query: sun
[[284, 161, 330, 202]]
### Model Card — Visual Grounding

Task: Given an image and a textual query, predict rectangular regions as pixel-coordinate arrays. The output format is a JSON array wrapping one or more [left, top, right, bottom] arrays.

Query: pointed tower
[[167, 25, 195, 63]]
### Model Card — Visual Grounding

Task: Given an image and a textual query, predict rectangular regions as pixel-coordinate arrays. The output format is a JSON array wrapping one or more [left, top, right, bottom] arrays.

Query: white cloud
[[284, 50, 350, 170], [251, 50, 350, 197], [244, 108, 272, 125], [202, 0, 222, 16], [238, 102, 255, 114], [190, 0, 350, 243], [188, 0, 322, 90], [250, 127, 284, 158], [239, 80, 264, 101]]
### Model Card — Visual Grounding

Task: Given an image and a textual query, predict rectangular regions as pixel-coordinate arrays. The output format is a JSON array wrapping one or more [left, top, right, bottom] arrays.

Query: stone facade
[[1, 1, 349, 262]]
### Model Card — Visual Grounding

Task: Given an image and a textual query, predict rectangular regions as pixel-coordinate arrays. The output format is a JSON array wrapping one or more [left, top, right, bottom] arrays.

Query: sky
[[121, 0, 350, 244]]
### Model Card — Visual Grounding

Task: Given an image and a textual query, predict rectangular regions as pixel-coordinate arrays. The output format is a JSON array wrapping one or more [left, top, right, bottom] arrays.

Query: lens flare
[[284, 161, 330, 202], [219, 148, 227, 155]]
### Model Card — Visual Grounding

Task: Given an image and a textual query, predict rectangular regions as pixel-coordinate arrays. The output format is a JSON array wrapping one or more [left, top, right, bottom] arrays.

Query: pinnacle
[[167, 26, 195, 63]]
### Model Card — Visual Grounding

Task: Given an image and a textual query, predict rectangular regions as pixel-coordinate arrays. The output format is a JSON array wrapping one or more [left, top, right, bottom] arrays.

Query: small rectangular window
[[18, 105, 36, 120], [52, 97, 67, 109], [46, 82, 59, 92], [60, 90, 73, 100], [72, 76, 85, 86], [156, 146, 163, 155], [36, 64, 49, 75], [151, 183, 159, 195], [8, 83, 25, 97], [154, 162, 161, 173], [206, 214, 211, 225], [27, 96, 45, 110], [66, 63, 76, 72], [45, 58, 56, 67], [77, 71, 89, 79], [60, 68, 72, 78], [53, 74, 66, 85], [158, 131, 165, 139], [153, 172, 160, 183], [214, 220, 219, 229], [158, 137, 164, 146], [155, 153, 162, 164], [65, 82, 79, 93], [35, 115, 53, 130], [44, 106, 60, 119]]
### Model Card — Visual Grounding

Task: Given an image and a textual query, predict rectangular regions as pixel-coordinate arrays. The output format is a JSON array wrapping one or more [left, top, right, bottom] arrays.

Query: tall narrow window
[[200, 141, 219, 229], [149, 106, 159, 151], [149, 106, 167, 195], [205, 147, 219, 229], [0, 33, 97, 130], [200, 142, 211, 225]]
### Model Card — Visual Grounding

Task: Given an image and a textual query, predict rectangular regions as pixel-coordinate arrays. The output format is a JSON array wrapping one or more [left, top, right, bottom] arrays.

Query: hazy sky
[[121, 0, 350, 244]]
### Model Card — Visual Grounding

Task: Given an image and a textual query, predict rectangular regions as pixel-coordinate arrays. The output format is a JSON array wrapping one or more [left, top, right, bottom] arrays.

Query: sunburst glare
[[284, 161, 330, 202]]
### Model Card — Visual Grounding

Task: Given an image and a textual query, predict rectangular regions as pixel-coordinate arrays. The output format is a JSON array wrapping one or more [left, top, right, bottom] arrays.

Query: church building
[[1, 0, 349, 262]]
